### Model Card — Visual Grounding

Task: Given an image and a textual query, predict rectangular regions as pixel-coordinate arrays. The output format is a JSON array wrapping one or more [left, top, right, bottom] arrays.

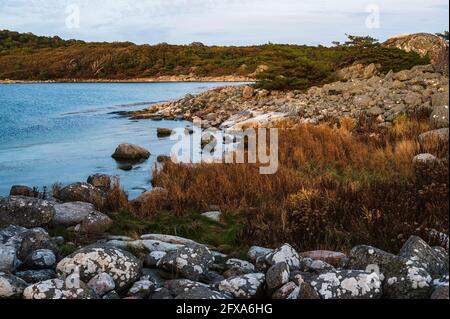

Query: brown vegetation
[[130, 115, 448, 253]]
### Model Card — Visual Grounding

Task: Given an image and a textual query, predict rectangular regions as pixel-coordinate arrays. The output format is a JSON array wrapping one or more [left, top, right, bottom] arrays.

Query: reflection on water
[[0, 82, 240, 198]]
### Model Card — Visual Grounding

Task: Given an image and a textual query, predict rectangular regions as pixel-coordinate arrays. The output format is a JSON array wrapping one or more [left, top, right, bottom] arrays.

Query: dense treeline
[[0, 30, 429, 90]]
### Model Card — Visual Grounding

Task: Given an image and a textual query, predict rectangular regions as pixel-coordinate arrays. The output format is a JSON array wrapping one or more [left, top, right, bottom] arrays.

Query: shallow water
[[0, 82, 238, 199]]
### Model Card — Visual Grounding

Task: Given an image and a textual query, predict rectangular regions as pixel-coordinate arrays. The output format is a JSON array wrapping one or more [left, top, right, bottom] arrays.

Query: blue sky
[[0, 0, 448, 45]]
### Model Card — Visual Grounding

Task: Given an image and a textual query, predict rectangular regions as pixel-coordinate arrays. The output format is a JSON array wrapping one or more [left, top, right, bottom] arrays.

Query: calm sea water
[[0, 82, 236, 199]]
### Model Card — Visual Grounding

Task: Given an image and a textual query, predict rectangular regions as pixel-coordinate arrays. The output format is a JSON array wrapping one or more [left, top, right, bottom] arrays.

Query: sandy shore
[[0, 75, 255, 84]]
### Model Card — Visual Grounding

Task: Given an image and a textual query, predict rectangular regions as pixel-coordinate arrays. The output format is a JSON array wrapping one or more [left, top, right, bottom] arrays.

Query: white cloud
[[0, 0, 448, 45]]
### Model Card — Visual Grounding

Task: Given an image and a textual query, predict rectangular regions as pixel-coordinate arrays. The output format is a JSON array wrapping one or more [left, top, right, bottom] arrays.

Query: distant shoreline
[[0, 75, 255, 84]]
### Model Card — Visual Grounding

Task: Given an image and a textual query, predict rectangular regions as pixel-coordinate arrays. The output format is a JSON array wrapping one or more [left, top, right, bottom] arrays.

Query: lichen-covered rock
[[56, 245, 142, 291], [0, 244, 18, 272], [224, 258, 256, 277], [310, 270, 382, 299], [107, 238, 182, 253], [15, 269, 57, 284], [272, 282, 300, 299], [54, 183, 107, 208], [175, 286, 232, 299], [266, 262, 290, 290], [265, 244, 302, 270], [348, 244, 433, 299], [87, 174, 113, 192], [248, 246, 273, 262], [157, 244, 214, 281], [16, 228, 56, 261], [218, 273, 266, 299], [0, 196, 55, 228], [127, 280, 155, 298], [0, 272, 27, 298], [87, 272, 116, 297], [398, 236, 449, 279], [111, 143, 150, 161], [0, 225, 27, 245], [23, 249, 56, 270], [140, 234, 198, 246], [23, 279, 95, 299]]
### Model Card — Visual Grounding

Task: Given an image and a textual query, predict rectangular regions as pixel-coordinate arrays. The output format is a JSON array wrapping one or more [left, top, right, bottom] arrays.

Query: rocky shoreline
[[124, 63, 449, 132], [1, 184, 449, 299]]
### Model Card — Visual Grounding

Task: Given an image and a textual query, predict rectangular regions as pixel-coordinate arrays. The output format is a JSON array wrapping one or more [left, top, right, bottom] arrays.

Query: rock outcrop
[[383, 33, 449, 74], [0, 196, 55, 228]]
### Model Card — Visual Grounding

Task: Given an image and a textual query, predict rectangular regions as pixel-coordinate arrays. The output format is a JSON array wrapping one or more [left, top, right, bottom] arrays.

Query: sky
[[0, 0, 448, 46]]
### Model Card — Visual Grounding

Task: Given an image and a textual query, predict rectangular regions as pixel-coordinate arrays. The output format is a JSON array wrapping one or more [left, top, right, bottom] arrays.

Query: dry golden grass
[[130, 116, 448, 252]]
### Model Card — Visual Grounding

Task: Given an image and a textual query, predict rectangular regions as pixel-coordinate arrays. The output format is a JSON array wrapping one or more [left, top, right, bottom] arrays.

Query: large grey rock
[[15, 269, 57, 284], [56, 245, 142, 291], [265, 244, 302, 270], [266, 262, 290, 290], [51, 202, 96, 227], [157, 244, 214, 281], [348, 244, 433, 299], [0, 196, 55, 228], [112, 143, 150, 161], [23, 279, 94, 299], [218, 273, 266, 299], [55, 183, 107, 208], [0, 272, 27, 298], [398, 236, 449, 279], [310, 270, 382, 299]]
